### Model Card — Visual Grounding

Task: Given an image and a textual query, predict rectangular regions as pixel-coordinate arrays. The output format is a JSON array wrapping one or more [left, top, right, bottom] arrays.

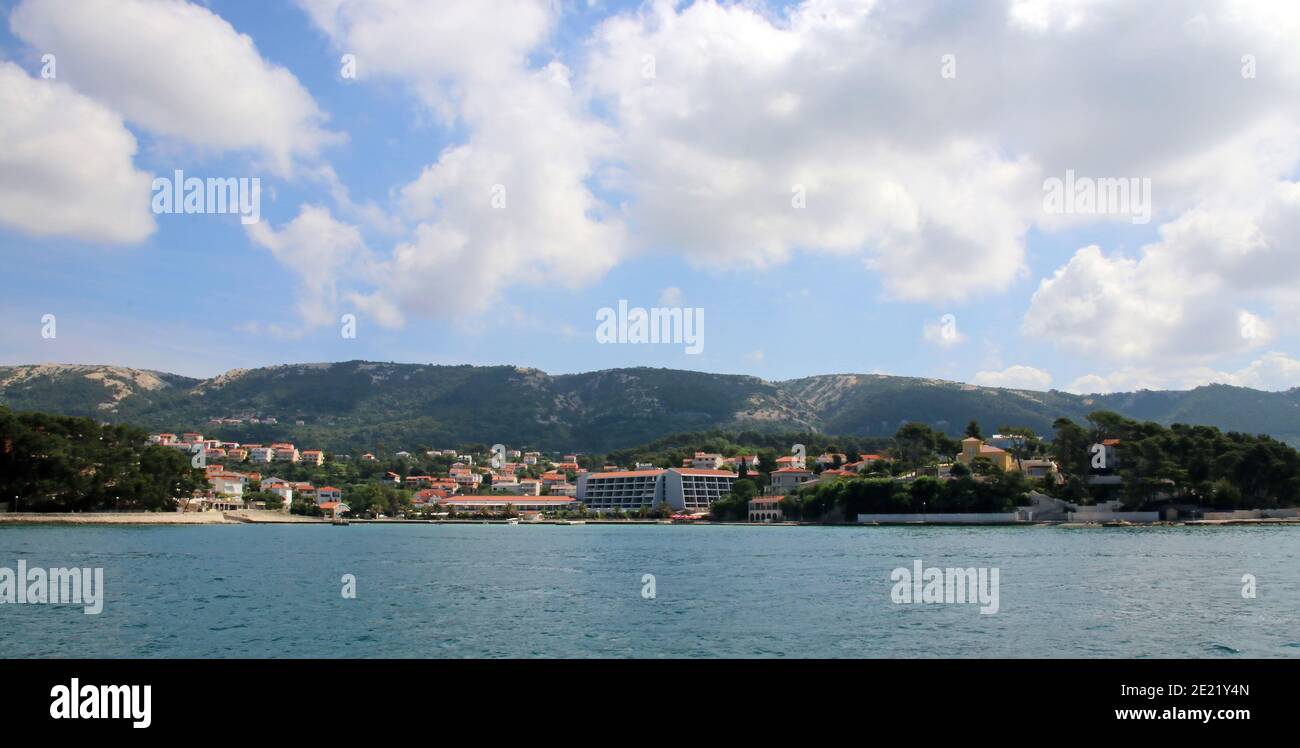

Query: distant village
[[146, 428, 1149, 523]]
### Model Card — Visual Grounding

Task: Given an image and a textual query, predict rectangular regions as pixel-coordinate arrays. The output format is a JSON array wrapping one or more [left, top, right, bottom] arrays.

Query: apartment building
[[576, 468, 737, 513]]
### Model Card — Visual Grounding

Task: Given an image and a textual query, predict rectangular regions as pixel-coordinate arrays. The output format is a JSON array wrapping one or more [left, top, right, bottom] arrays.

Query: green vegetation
[[6, 363, 1300, 454], [1050, 411, 1300, 510], [0, 406, 206, 512]]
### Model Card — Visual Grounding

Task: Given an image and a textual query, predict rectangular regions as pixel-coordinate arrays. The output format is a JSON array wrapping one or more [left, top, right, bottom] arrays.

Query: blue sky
[[2, 0, 1299, 393]]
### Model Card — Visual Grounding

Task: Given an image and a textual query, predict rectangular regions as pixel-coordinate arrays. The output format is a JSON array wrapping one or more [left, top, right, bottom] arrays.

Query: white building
[[576, 468, 737, 513], [770, 468, 815, 493], [690, 452, 724, 470], [208, 473, 245, 497], [748, 495, 785, 522]]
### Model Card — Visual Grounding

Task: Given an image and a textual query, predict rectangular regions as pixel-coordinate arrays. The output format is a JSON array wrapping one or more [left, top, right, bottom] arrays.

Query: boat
[[506, 518, 520, 525], [564, 520, 587, 525], [331, 517, 349, 526]]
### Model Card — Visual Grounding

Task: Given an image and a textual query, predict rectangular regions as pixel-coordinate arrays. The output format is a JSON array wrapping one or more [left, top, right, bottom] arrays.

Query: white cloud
[[245, 205, 371, 328], [1069, 352, 1300, 394], [12, 0, 338, 174], [973, 364, 1052, 390], [0, 62, 154, 243], [1025, 178, 1300, 366], [658, 287, 683, 306], [298, 0, 626, 322]]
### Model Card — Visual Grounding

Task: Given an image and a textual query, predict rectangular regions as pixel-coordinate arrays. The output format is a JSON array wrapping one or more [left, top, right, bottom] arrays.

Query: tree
[[965, 420, 982, 439]]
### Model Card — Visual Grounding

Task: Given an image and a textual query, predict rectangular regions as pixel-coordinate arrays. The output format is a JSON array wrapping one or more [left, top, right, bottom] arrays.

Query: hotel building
[[576, 468, 737, 513]]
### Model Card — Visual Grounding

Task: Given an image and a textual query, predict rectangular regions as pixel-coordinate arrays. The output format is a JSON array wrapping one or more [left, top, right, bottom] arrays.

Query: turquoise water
[[1, 523, 1297, 658]]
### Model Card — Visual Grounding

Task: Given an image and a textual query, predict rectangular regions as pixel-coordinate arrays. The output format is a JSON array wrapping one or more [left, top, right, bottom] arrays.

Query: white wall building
[[576, 468, 737, 513]]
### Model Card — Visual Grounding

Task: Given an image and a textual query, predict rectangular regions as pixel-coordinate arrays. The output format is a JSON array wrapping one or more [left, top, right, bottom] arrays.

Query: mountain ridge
[[2, 361, 1298, 452]]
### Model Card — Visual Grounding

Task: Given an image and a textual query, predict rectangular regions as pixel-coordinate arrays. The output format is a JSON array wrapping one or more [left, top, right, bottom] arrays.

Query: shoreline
[[3, 512, 1299, 528]]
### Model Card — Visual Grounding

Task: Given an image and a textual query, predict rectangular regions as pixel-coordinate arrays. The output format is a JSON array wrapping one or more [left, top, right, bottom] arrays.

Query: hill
[[2, 361, 1298, 452]]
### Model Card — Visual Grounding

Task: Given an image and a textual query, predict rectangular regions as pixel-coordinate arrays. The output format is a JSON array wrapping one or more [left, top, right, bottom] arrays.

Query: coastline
[[3, 513, 1299, 528]]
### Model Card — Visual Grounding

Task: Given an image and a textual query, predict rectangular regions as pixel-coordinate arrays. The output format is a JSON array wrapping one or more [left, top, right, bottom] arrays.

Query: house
[[181, 432, 203, 444], [248, 447, 275, 463], [300, 450, 324, 466], [450, 467, 481, 488], [207, 473, 246, 497], [404, 475, 435, 488], [265, 483, 293, 504], [691, 452, 724, 470], [770, 468, 815, 493], [539, 470, 568, 487], [361, 453, 378, 462], [815, 453, 848, 468], [725, 455, 761, 471], [413, 488, 450, 505], [775, 454, 806, 470], [957, 437, 1014, 472], [317, 486, 343, 504], [272, 444, 300, 463], [495, 480, 540, 497], [319, 501, 350, 518], [748, 495, 785, 523], [1020, 459, 1061, 482], [548, 482, 578, 497], [845, 454, 886, 472]]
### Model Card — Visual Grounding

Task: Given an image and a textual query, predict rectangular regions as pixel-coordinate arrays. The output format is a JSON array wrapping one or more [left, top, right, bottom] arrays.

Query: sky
[[2, 0, 1300, 394]]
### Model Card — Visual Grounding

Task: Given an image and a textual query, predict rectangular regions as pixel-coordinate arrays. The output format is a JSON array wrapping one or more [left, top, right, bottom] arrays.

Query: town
[[146, 413, 1300, 526]]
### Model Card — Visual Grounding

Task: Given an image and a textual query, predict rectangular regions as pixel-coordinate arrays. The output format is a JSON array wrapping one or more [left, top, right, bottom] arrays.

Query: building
[[494, 480, 540, 497], [845, 454, 886, 472], [748, 495, 785, 523], [272, 444, 300, 463], [690, 452, 724, 470], [449, 467, 481, 489], [770, 468, 815, 493], [775, 454, 806, 470], [207, 473, 245, 497], [548, 482, 578, 498], [317, 486, 342, 504], [300, 450, 324, 466], [957, 437, 1014, 472], [576, 468, 737, 513], [265, 483, 293, 503], [248, 447, 275, 463], [815, 453, 848, 468], [437, 496, 578, 517], [319, 501, 349, 518]]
